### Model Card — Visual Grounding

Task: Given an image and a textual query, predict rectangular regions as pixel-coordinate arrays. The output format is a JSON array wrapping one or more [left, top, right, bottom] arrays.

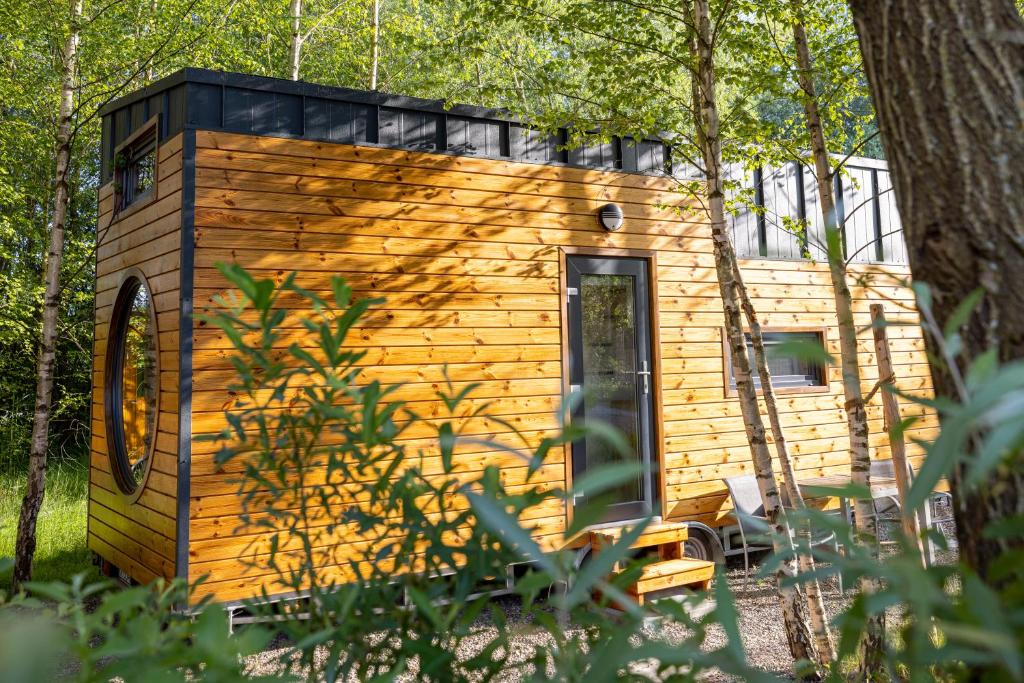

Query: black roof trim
[[99, 69, 672, 182], [101, 68, 520, 123]]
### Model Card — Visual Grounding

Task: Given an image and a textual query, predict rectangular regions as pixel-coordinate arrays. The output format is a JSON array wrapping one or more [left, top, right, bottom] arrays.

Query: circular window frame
[[104, 268, 160, 500]]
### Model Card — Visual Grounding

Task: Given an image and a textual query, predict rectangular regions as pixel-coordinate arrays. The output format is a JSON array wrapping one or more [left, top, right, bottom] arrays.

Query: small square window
[[114, 118, 158, 214], [726, 329, 828, 393]]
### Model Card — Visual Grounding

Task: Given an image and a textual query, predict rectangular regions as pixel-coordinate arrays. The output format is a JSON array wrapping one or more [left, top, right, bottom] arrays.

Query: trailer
[[90, 69, 934, 606]]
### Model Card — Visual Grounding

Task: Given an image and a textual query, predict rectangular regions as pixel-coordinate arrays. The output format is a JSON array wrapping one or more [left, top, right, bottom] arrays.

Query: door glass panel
[[580, 273, 643, 504]]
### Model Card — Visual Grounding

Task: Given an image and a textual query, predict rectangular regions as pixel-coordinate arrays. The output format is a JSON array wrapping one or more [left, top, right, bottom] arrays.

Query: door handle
[[636, 361, 651, 394]]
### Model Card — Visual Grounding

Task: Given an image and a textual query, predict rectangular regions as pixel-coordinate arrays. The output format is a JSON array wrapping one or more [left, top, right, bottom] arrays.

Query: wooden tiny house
[[90, 69, 935, 605]]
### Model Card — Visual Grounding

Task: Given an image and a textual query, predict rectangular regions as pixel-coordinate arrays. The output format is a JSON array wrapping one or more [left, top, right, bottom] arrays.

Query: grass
[[0, 459, 97, 590]]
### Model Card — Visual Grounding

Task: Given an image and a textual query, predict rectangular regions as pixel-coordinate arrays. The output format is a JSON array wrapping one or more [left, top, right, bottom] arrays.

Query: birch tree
[[454, 0, 825, 672], [7, 0, 243, 588], [288, 0, 303, 79], [690, 1, 820, 670], [737, 0, 889, 668], [12, 0, 83, 591], [369, 0, 380, 89]]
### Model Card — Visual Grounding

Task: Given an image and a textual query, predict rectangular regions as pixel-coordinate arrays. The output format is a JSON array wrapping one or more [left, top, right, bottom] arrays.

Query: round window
[[105, 273, 159, 496]]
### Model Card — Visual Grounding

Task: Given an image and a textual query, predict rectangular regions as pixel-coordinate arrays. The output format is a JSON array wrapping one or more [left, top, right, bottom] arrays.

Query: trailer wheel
[[683, 524, 725, 564]]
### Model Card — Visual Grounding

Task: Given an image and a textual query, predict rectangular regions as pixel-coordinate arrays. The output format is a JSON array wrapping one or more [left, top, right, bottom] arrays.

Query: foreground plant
[[201, 264, 770, 682]]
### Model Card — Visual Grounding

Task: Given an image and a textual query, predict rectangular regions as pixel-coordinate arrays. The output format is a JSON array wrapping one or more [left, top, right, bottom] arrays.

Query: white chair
[[726, 474, 843, 592]]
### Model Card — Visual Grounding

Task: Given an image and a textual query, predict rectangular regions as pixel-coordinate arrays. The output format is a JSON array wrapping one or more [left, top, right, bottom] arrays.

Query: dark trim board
[[99, 69, 671, 182], [175, 129, 196, 582]]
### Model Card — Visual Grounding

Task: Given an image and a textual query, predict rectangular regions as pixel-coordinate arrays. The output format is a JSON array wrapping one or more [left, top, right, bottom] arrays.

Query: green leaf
[[568, 461, 641, 500], [464, 491, 556, 575]]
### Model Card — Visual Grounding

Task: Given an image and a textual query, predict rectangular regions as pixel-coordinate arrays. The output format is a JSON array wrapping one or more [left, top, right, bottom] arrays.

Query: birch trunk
[[732, 258, 836, 666], [146, 0, 158, 82], [690, 0, 820, 673], [288, 0, 302, 81], [847, 0, 1024, 594], [13, 0, 83, 591], [790, 9, 885, 671], [369, 0, 380, 90]]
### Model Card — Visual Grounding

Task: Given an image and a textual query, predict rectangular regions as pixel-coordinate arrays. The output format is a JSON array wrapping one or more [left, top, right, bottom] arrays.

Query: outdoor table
[[796, 473, 900, 524]]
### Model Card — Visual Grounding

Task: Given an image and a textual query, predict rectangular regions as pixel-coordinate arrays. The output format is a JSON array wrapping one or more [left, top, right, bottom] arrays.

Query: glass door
[[566, 255, 658, 523]]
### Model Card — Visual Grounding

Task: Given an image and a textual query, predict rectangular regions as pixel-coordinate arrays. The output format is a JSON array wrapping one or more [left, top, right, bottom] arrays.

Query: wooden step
[[627, 558, 716, 604], [589, 521, 690, 552]]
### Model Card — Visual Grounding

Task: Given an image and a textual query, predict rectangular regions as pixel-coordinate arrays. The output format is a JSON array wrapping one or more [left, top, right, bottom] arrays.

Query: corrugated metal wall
[[728, 159, 907, 265]]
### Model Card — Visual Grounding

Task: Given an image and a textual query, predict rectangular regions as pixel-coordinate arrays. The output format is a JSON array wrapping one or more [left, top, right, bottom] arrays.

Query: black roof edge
[[101, 68, 525, 124]]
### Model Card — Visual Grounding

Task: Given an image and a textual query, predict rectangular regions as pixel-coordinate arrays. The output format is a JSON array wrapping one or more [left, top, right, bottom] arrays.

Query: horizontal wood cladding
[[188, 130, 935, 603], [88, 133, 183, 584]]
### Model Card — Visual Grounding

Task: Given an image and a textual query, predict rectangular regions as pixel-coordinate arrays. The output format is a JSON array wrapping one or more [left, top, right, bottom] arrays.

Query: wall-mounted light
[[598, 203, 624, 232]]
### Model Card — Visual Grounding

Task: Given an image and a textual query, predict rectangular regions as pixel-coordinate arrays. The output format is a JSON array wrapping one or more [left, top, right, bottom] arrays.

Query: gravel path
[[244, 512, 959, 681]]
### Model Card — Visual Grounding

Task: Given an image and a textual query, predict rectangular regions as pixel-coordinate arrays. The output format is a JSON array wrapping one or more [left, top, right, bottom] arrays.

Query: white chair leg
[[739, 526, 750, 591], [833, 534, 843, 594]]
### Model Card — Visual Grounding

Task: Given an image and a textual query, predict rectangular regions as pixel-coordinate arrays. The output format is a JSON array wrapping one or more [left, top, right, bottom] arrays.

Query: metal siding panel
[[446, 116, 467, 152], [249, 90, 276, 134], [485, 120, 501, 157], [166, 85, 186, 136], [621, 139, 638, 173], [511, 125, 557, 163], [187, 83, 221, 128], [222, 86, 252, 132], [275, 93, 303, 135], [101, 115, 112, 182], [802, 165, 827, 261], [353, 104, 374, 143], [303, 97, 330, 140], [844, 167, 872, 263], [378, 107, 402, 146], [146, 94, 164, 134], [637, 140, 664, 174], [877, 170, 907, 264], [130, 100, 146, 129], [402, 110, 437, 150], [568, 144, 586, 167]]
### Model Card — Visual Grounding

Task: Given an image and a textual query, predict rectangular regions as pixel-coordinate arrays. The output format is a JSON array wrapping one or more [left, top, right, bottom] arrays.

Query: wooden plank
[[193, 166, 694, 225], [194, 146, 683, 206], [90, 146, 181, 587], [196, 130, 677, 191], [194, 247, 560, 279], [195, 187, 700, 240]]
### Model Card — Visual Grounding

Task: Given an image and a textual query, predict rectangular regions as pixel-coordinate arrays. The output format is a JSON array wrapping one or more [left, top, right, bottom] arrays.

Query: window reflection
[[580, 273, 643, 503], [118, 283, 157, 487]]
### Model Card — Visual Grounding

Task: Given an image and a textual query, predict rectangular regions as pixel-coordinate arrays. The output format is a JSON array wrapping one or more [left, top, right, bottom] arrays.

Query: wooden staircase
[[590, 522, 715, 606]]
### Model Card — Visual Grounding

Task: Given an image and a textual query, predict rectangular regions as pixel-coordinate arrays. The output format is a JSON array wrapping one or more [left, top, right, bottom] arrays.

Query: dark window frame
[[722, 327, 830, 397], [104, 269, 160, 499], [113, 115, 160, 217]]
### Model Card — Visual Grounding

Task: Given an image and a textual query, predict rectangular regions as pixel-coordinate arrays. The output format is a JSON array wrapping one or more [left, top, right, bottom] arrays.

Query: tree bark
[[847, 0, 1024, 587], [690, 0, 821, 674], [732, 258, 836, 667], [288, 0, 303, 81], [790, 7, 884, 672], [13, 0, 83, 591], [369, 0, 380, 90]]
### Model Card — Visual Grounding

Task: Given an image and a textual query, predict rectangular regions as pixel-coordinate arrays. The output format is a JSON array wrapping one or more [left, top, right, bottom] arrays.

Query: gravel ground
[[244, 507, 959, 681]]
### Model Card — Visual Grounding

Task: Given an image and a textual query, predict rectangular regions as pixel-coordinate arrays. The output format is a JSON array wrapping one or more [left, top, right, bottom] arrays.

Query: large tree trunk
[[369, 0, 380, 89], [847, 0, 1024, 586], [732, 259, 836, 667], [13, 0, 83, 591], [288, 0, 303, 81], [790, 8, 884, 671], [690, 0, 820, 673]]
